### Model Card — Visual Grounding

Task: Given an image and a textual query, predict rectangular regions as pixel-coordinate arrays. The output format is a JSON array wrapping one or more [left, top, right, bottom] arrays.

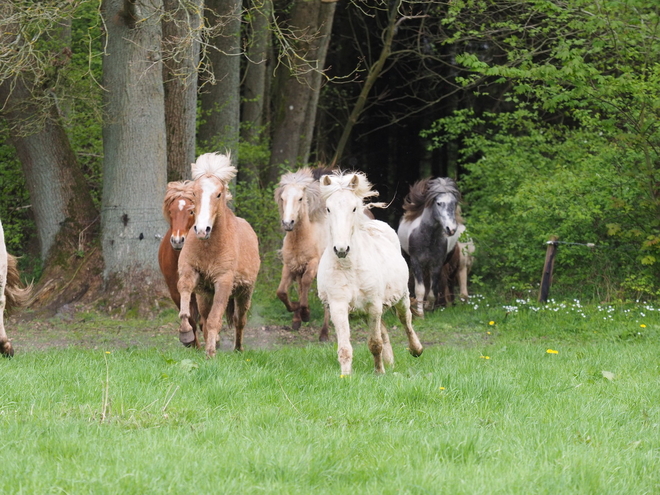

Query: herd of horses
[[0, 152, 475, 374]]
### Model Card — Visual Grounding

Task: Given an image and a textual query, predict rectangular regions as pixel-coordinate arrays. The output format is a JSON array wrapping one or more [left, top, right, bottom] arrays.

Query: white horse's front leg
[[329, 302, 352, 375], [367, 305, 386, 374], [395, 297, 424, 358]]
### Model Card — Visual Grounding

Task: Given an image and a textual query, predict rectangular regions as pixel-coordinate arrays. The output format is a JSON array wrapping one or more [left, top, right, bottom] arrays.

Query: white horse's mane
[[191, 152, 237, 184], [320, 171, 386, 209]]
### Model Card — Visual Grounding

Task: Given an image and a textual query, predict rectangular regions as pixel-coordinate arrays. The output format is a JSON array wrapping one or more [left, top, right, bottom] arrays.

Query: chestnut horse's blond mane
[[275, 168, 326, 223], [402, 177, 461, 221], [320, 171, 386, 209], [191, 152, 237, 184], [162, 181, 195, 221]]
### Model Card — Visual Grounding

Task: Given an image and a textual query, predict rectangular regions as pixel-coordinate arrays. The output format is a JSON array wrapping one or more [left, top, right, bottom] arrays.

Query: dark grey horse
[[397, 177, 462, 317]]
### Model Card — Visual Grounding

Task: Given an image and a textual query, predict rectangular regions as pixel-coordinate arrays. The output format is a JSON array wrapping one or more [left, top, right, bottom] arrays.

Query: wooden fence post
[[538, 236, 559, 303]]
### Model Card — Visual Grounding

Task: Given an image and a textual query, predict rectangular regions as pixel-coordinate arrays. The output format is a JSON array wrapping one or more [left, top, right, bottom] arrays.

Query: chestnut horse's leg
[[298, 258, 320, 323], [233, 286, 254, 353], [204, 275, 234, 358], [394, 296, 423, 358], [177, 268, 199, 347], [367, 303, 386, 374], [319, 305, 330, 342], [328, 302, 352, 375]]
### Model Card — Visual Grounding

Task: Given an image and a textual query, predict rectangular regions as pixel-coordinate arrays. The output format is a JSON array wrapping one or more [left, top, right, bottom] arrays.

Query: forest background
[[0, 0, 658, 314]]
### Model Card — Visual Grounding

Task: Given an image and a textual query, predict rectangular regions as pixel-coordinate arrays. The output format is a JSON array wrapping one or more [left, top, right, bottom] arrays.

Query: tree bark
[[198, 0, 242, 166], [267, 0, 336, 182], [162, 0, 204, 181], [100, 0, 168, 294]]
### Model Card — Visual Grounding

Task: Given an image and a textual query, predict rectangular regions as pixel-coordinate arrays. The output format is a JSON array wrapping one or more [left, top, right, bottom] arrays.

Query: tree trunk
[[267, 0, 335, 182], [198, 0, 242, 166], [100, 0, 169, 305], [240, 0, 272, 181], [162, 0, 204, 181]]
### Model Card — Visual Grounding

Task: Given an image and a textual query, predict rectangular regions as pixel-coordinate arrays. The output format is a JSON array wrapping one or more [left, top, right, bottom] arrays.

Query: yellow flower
[[480, 355, 490, 360], [246, 359, 251, 362], [489, 321, 495, 325], [487, 331, 491, 335], [546, 349, 559, 354], [439, 387, 445, 390], [105, 351, 111, 354], [640, 324, 647, 328], [340, 374, 346, 378]]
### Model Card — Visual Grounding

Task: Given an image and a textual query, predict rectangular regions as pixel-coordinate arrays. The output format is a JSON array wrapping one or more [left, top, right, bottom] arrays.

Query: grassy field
[[2, 295, 660, 494]]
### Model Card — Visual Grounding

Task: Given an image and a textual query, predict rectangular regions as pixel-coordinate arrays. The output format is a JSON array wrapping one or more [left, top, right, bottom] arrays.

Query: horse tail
[[225, 298, 235, 329], [4, 254, 34, 312]]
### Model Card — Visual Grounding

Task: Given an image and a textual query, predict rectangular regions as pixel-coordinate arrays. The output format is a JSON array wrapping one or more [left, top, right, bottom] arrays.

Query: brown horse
[[274, 168, 331, 341], [0, 219, 33, 357], [438, 223, 475, 305], [158, 181, 201, 347], [177, 153, 261, 358]]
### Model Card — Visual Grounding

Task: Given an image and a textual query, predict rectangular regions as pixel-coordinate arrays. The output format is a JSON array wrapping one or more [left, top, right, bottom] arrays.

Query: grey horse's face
[[430, 192, 458, 237]]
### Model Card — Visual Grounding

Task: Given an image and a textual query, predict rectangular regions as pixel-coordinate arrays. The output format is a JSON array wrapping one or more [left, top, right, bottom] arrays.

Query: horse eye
[[326, 207, 330, 213], [353, 207, 356, 213], [299, 197, 303, 202], [217, 193, 221, 198]]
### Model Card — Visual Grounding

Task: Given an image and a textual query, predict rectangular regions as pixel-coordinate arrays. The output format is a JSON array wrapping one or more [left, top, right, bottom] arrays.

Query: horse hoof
[[300, 307, 311, 322], [408, 345, 424, 358], [1, 341, 14, 358], [292, 320, 302, 331], [318, 332, 329, 343], [179, 331, 196, 346]]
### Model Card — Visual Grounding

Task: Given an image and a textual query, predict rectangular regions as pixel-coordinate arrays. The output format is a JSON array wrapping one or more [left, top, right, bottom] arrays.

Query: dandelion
[[480, 355, 490, 360], [105, 351, 111, 354], [340, 374, 346, 378], [640, 324, 647, 328], [439, 387, 446, 390], [546, 349, 559, 354], [489, 321, 495, 325], [487, 331, 491, 335]]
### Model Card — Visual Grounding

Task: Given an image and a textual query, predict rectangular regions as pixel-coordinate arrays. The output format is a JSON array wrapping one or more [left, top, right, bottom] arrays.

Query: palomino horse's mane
[[191, 152, 237, 184], [402, 177, 461, 221], [275, 167, 330, 223], [162, 181, 195, 222], [320, 171, 386, 209]]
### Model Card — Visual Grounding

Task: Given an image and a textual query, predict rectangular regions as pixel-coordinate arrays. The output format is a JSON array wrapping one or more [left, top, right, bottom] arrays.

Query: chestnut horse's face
[[192, 175, 228, 240], [168, 197, 195, 250], [278, 183, 307, 231]]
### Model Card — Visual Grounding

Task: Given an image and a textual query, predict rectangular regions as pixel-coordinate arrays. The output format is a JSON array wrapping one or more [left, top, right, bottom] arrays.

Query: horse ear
[[348, 174, 359, 190], [321, 175, 332, 186]]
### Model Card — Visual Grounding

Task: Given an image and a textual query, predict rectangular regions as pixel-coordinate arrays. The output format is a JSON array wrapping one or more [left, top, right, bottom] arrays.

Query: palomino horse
[[274, 168, 331, 341], [0, 219, 33, 357], [397, 177, 461, 317], [317, 172, 423, 375], [439, 223, 475, 305], [158, 180, 200, 347], [177, 153, 261, 358]]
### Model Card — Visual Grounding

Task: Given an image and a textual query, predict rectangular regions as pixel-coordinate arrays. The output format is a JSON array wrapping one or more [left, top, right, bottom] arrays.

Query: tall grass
[[2, 298, 660, 494]]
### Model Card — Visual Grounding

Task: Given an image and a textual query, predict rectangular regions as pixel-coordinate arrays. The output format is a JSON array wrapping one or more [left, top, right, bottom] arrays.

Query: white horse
[[0, 219, 33, 357], [317, 172, 423, 375]]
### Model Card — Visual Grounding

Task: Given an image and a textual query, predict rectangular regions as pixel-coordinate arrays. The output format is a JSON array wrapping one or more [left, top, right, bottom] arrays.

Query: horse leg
[[458, 264, 469, 301], [394, 297, 424, 358], [319, 305, 330, 342], [410, 260, 426, 318], [232, 287, 254, 352], [204, 275, 233, 358], [189, 293, 201, 349], [329, 302, 352, 375], [367, 305, 386, 374], [0, 290, 12, 358], [298, 259, 319, 323], [177, 268, 199, 346], [277, 265, 302, 330], [431, 265, 445, 310], [380, 321, 394, 367]]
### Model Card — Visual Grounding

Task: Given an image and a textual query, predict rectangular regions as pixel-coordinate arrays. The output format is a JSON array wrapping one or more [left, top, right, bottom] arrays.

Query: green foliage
[[424, 0, 660, 300]]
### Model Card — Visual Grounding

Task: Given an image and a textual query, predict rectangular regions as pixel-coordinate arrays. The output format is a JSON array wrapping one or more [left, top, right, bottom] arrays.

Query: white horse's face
[[192, 175, 228, 240], [279, 184, 306, 231], [430, 192, 458, 237], [325, 188, 362, 259]]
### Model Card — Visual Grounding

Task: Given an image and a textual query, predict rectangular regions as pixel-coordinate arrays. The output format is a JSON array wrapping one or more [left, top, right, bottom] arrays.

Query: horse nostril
[[193, 226, 197, 234], [205, 226, 211, 234]]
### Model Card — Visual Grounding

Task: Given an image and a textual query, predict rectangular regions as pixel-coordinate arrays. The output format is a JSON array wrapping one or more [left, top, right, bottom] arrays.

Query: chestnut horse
[[0, 219, 33, 357], [317, 172, 423, 375], [438, 223, 475, 305], [177, 153, 260, 358], [274, 168, 331, 341], [158, 181, 201, 347]]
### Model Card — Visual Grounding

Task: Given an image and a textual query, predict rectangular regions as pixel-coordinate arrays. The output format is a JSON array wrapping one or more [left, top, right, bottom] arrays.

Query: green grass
[[3, 296, 660, 494]]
